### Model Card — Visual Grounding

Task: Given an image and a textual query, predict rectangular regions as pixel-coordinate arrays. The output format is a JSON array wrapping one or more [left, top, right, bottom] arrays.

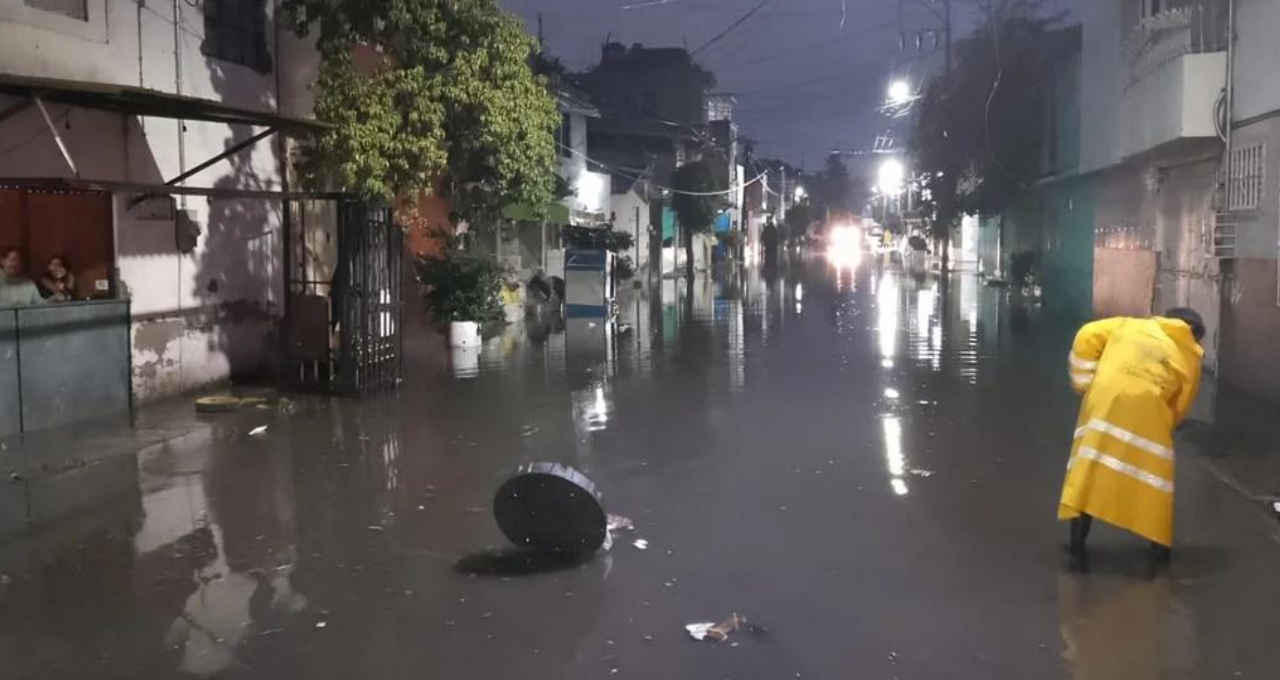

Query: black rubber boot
[[1069, 514, 1093, 555]]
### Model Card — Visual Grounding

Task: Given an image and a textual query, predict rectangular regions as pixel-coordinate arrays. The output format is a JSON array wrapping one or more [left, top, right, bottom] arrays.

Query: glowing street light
[[794, 185, 806, 201], [887, 80, 913, 106], [877, 158, 906, 196]]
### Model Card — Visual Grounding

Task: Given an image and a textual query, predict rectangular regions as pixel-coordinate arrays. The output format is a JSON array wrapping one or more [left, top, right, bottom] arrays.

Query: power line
[[691, 0, 772, 57], [557, 140, 766, 197]]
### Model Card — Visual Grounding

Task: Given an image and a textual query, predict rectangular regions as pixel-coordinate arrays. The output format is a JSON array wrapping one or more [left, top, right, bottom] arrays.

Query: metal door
[[336, 201, 403, 395]]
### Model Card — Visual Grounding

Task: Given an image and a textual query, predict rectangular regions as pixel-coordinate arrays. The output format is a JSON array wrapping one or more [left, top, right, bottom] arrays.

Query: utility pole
[[780, 165, 787, 224]]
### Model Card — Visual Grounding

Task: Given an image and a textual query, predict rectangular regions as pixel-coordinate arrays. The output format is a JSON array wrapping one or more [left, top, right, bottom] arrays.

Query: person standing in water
[[1059, 308, 1205, 563]]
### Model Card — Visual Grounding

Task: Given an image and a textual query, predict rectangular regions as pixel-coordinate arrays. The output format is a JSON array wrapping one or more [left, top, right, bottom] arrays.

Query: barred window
[[1227, 142, 1266, 212], [202, 0, 273, 74], [23, 0, 88, 21]]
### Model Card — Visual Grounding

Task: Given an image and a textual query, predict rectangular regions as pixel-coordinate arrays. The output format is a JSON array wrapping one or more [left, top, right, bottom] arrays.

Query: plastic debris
[[686, 614, 743, 642], [907, 468, 935, 478], [607, 514, 635, 533], [315, 621, 327, 629], [633, 539, 649, 550], [521, 425, 541, 437], [249, 425, 269, 437]]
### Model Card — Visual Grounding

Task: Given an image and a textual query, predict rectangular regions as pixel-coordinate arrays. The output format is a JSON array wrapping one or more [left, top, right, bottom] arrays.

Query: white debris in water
[[315, 621, 327, 629], [249, 425, 269, 436], [633, 539, 649, 550], [685, 623, 716, 641]]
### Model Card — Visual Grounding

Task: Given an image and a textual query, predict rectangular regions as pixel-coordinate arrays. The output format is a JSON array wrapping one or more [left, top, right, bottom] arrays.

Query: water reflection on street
[[1, 252, 1279, 679]]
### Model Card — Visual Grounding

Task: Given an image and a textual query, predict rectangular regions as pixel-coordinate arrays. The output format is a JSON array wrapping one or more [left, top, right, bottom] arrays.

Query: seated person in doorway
[[38, 254, 77, 302], [0, 247, 44, 307]]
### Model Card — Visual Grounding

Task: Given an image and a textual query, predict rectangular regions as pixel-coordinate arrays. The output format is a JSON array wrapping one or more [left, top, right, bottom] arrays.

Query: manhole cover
[[494, 462, 607, 554]]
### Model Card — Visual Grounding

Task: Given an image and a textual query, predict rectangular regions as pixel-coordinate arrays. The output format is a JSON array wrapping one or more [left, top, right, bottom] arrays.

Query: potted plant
[[415, 237, 505, 348]]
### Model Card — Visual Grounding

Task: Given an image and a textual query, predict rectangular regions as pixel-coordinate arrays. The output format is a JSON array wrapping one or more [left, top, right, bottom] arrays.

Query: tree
[[283, 0, 560, 223], [912, 2, 1066, 247], [814, 153, 853, 220], [670, 160, 724, 280], [785, 200, 813, 242]]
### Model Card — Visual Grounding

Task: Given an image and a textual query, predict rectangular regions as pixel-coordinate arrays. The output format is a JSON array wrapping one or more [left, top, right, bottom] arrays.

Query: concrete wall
[[1080, 1, 1224, 171], [1217, 117, 1280, 402], [1233, 0, 1280, 122], [1117, 52, 1224, 160], [1042, 178, 1096, 324], [0, 1, 318, 402], [1089, 143, 1222, 367], [1220, 259, 1280, 399], [1079, 0, 1127, 173]]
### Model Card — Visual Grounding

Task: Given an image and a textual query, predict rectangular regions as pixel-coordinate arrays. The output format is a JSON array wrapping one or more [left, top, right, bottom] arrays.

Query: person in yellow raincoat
[[1059, 308, 1204, 562]]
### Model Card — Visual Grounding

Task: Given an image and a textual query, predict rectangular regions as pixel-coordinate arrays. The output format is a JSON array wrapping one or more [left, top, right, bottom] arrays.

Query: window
[[1227, 142, 1266, 212], [23, 0, 88, 21], [202, 0, 273, 73]]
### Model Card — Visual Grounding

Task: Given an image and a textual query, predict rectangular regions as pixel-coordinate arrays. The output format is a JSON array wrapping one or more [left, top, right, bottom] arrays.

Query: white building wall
[[0, 0, 318, 402], [1233, 0, 1280, 122], [611, 189, 651, 273], [1079, 0, 1126, 173]]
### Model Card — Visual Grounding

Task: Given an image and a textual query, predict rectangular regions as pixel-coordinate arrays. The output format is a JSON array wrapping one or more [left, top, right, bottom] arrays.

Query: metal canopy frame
[[0, 73, 334, 197], [0, 73, 330, 135]]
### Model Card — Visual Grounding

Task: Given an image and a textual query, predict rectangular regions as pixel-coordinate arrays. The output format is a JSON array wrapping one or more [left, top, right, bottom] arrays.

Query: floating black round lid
[[494, 462, 607, 554]]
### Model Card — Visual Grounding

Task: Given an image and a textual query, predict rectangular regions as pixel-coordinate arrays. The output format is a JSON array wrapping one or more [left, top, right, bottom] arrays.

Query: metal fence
[[1125, 0, 1229, 89], [284, 199, 403, 397]]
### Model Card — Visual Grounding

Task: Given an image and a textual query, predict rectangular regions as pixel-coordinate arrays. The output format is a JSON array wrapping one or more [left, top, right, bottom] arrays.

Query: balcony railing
[[1124, 1, 1228, 89]]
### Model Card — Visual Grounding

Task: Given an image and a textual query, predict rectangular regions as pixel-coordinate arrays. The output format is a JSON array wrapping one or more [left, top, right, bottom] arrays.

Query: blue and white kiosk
[[564, 249, 616, 318]]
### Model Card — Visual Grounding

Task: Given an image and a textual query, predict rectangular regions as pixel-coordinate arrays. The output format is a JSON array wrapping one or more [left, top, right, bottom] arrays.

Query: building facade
[[0, 0, 317, 406], [1216, 0, 1280, 399]]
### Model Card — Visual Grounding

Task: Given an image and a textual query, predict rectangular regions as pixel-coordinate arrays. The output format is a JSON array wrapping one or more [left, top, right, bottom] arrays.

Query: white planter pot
[[448, 320, 481, 348], [449, 346, 480, 379]]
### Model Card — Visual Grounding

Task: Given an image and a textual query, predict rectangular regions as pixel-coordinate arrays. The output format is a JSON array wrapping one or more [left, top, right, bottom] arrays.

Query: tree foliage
[[813, 154, 853, 217], [671, 160, 723, 236], [671, 159, 725, 278], [912, 2, 1066, 235], [283, 0, 560, 222], [414, 236, 505, 325]]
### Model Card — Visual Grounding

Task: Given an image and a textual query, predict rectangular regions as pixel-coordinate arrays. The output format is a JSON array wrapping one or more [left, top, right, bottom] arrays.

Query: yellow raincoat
[[1058, 317, 1203, 546]]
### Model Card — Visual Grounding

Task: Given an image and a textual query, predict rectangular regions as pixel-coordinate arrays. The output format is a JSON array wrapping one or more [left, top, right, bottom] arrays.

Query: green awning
[[502, 202, 570, 223]]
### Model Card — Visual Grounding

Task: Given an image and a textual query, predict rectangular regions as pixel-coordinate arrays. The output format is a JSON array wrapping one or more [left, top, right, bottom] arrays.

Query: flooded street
[[4, 256, 1280, 680]]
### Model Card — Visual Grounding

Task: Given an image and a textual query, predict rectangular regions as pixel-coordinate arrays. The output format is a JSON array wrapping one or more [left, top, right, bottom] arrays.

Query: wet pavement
[[4, 254, 1280, 679]]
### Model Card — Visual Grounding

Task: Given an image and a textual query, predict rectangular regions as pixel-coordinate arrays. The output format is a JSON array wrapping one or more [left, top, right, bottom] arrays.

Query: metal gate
[[284, 198, 402, 396], [336, 202, 403, 395]]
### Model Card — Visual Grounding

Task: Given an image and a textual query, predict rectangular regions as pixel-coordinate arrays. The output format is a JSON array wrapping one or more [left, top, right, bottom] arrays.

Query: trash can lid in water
[[494, 462, 607, 554]]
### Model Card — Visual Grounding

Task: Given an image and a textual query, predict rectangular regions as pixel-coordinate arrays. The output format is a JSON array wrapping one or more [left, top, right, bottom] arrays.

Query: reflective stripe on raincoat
[[1058, 317, 1202, 546]]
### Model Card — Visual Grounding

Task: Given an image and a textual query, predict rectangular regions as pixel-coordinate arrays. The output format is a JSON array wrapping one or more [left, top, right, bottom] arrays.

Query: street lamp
[[877, 158, 905, 196], [794, 185, 806, 201], [887, 79, 913, 106]]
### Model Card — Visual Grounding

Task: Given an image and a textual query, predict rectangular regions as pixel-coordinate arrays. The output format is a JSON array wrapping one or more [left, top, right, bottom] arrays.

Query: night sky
[[503, 0, 1076, 177]]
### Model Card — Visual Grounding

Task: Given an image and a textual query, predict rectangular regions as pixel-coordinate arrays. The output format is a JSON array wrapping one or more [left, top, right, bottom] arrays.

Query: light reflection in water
[[882, 415, 908, 495], [877, 270, 899, 361]]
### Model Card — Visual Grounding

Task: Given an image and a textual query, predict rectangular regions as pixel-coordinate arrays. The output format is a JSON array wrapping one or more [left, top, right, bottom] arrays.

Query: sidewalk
[[1181, 380, 1280, 507]]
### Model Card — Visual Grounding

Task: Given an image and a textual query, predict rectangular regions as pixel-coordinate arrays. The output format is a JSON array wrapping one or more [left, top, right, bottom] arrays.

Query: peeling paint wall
[[0, 2, 316, 403], [1088, 142, 1222, 370], [1220, 259, 1280, 400]]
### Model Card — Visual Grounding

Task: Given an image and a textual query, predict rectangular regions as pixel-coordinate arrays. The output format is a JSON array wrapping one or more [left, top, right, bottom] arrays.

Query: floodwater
[[3, 254, 1280, 679]]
